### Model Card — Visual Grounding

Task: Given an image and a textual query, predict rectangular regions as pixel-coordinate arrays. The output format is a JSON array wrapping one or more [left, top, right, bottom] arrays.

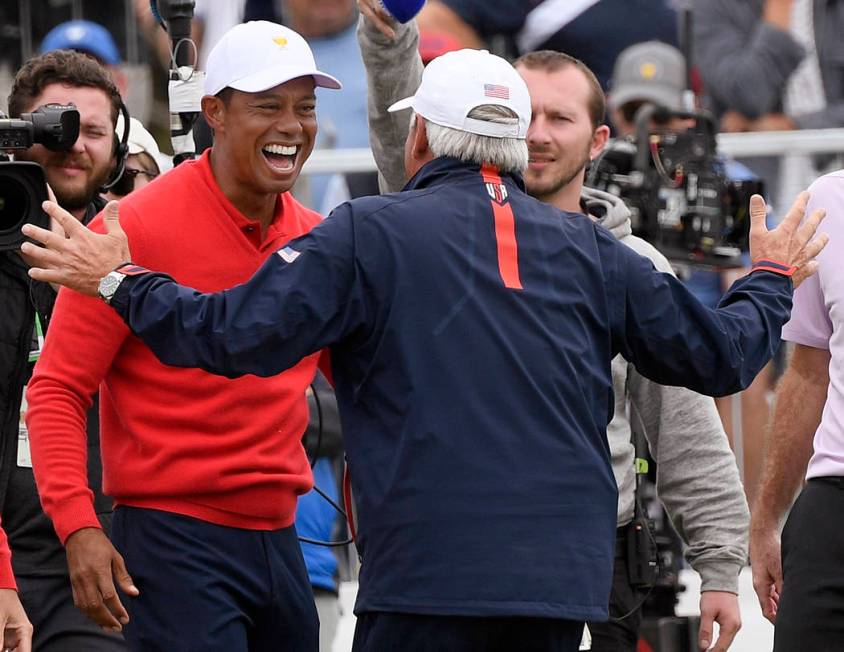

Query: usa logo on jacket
[[485, 182, 509, 205]]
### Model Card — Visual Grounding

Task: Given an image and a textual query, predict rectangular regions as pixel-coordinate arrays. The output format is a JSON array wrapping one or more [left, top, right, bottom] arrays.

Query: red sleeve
[[25, 210, 137, 545], [0, 522, 16, 590], [26, 288, 129, 543]]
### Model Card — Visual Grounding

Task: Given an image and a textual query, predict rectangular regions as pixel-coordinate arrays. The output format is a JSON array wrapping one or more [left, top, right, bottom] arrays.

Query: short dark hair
[[215, 87, 234, 105], [514, 50, 606, 130], [7, 50, 122, 125]]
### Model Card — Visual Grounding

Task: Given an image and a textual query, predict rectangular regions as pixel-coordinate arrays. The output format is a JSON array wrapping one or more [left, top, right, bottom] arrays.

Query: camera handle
[[633, 105, 718, 174]]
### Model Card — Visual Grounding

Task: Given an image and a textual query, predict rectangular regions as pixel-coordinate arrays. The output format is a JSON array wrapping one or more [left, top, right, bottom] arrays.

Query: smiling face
[[16, 83, 115, 214], [517, 65, 607, 203], [206, 77, 317, 211]]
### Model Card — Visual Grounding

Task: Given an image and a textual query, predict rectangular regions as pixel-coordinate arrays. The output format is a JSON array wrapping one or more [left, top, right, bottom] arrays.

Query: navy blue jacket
[[111, 157, 790, 621]]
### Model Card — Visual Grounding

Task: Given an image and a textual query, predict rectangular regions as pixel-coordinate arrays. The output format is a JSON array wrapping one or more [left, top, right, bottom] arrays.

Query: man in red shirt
[[25, 21, 340, 651], [0, 524, 31, 652]]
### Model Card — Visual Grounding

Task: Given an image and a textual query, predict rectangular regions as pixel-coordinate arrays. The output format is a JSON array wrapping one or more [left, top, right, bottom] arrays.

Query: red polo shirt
[[26, 150, 324, 543]]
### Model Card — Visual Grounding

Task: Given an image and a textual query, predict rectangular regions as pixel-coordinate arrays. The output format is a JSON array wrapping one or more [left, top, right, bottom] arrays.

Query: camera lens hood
[[0, 161, 49, 251]]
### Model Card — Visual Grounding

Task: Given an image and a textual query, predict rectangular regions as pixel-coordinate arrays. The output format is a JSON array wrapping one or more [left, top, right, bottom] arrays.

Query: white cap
[[203, 21, 342, 96], [116, 115, 166, 173], [388, 49, 530, 139]]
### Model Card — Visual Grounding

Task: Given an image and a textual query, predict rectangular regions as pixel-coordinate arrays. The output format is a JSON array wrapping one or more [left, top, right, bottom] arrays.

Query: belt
[[811, 476, 844, 489]]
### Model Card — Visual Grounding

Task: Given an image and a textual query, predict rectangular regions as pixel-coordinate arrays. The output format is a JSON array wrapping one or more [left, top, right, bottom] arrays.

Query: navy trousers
[[111, 506, 318, 652], [775, 478, 844, 651], [352, 612, 585, 651]]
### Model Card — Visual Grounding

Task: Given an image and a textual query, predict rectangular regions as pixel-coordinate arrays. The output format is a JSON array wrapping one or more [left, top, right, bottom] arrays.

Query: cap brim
[[608, 84, 680, 111], [387, 96, 415, 112], [226, 66, 342, 94]]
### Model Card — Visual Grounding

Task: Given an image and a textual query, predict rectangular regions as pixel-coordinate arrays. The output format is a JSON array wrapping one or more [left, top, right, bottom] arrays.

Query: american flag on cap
[[483, 83, 510, 100]]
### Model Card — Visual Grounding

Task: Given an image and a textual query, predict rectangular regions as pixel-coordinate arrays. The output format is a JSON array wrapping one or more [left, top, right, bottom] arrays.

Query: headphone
[[100, 100, 131, 192]]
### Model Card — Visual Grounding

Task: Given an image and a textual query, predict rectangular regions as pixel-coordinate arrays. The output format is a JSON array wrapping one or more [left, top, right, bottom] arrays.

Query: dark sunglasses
[[619, 102, 671, 126], [110, 167, 159, 197]]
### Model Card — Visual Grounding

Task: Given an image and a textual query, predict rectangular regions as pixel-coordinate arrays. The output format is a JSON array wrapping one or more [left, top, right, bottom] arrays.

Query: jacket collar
[[403, 156, 527, 193]]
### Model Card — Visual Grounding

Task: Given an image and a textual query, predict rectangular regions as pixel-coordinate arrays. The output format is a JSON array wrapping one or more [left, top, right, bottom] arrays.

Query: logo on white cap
[[387, 49, 531, 139], [204, 21, 342, 97]]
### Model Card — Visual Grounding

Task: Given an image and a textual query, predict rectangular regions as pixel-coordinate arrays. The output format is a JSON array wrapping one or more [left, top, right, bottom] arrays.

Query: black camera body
[[588, 106, 763, 268], [0, 104, 79, 251]]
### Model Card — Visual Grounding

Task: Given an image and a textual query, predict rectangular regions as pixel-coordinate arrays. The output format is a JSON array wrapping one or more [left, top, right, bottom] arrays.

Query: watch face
[[99, 273, 123, 302]]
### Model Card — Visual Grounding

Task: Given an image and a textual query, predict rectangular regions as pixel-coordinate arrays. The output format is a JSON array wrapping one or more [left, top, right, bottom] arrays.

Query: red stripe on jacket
[[481, 164, 522, 290]]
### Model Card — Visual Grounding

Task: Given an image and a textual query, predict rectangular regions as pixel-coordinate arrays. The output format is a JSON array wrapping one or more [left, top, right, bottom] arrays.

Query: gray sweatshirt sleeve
[[793, 102, 844, 130], [628, 369, 749, 594], [693, 0, 805, 117], [357, 14, 424, 194]]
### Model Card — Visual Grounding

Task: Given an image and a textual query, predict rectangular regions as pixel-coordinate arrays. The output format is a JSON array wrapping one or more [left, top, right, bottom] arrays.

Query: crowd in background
[[1, 1, 841, 650]]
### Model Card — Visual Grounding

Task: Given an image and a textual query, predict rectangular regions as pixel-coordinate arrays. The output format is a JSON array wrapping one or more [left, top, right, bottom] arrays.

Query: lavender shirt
[[782, 171, 844, 479]]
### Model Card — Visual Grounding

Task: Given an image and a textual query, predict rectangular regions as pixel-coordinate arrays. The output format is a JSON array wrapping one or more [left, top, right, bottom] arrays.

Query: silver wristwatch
[[97, 269, 127, 304]]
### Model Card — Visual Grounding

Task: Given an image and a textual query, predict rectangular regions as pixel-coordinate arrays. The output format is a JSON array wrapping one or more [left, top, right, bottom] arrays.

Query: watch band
[[114, 262, 149, 276]]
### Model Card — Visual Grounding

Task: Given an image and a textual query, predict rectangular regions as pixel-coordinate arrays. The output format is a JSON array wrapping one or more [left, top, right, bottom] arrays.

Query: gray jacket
[[357, 15, 749, 593], [694, 0, 844, 129]]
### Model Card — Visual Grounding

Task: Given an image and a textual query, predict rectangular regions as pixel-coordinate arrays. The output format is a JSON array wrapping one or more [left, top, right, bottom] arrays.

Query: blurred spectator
[[416, 0, 680, 89], [607, 40, 772, 506], [418, 29, 462, 65], [134, 0, 246, 71], [6, 48, 126, 651], [193, 0, 248, 68], [607, 41, 695, 134], [282, 0, 373, 212], [40, 19, 127, 95], [694, 0, 844, 214], [105, 116, 167, 201]]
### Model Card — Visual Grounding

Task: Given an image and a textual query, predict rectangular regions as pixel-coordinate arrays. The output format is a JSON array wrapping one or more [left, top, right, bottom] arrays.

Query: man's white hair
[[416, 105, 529, 174]]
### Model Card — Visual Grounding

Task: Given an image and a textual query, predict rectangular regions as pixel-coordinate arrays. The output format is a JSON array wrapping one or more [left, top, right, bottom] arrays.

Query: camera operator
[[2, 50, 126, 650], [607, 41, 774, 510], [357, 7, 747, 651]]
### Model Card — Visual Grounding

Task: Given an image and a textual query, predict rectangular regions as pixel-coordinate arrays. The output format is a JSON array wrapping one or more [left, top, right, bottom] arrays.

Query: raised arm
[[357, 1, 423, 193]]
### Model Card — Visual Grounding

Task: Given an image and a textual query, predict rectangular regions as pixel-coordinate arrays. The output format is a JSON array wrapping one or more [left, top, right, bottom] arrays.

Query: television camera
[[588, 105, 763, 268], [0, 104, 79, 251]]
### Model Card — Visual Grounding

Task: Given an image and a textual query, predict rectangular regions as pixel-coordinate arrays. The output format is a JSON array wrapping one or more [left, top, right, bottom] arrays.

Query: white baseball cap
[[388, 49, 531, 139], [204, 21, 342, 97], [116, 115, 167, 173]]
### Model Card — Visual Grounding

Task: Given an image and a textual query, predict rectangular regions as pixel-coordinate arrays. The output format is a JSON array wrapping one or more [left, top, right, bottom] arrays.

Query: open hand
[[748, 192, 827, 288], [20, 200, 130, 296]]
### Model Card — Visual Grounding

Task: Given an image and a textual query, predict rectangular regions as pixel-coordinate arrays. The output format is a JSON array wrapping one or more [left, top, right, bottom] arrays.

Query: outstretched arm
[[21, 201, 366, 379], [613, 193, 827, 396]]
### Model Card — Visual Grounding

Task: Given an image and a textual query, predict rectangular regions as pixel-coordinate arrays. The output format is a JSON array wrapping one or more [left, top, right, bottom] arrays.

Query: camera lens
[[0, 176, 28, 234]]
